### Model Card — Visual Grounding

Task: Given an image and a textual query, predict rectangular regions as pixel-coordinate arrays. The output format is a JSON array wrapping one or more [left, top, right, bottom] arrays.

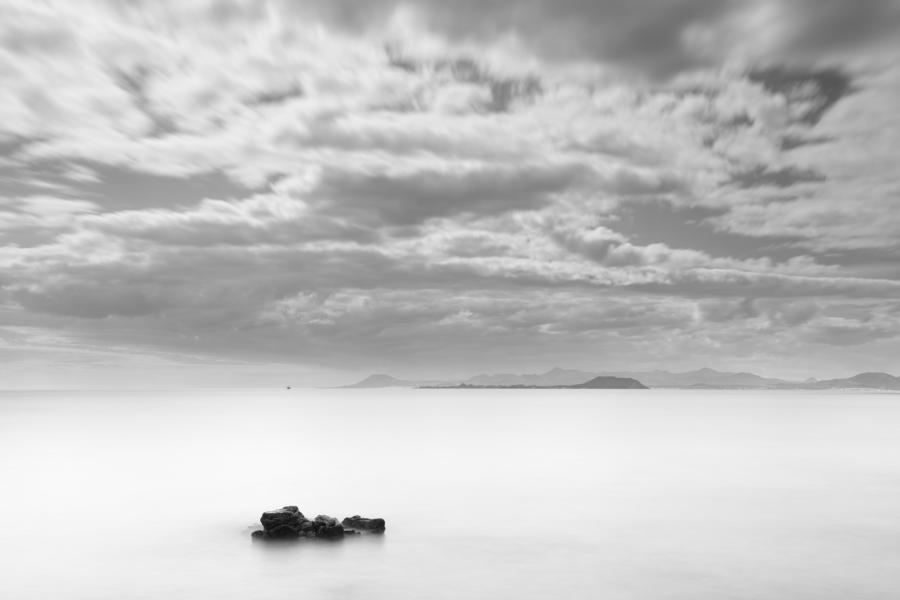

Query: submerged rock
[[251, 506, 385, 542], [267, 524, 301, 540], [318, 524, 345, 539], [341, 515, 386, 533]]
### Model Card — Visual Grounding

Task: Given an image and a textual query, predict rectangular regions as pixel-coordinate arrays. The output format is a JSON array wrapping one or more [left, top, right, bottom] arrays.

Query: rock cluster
[[250, 506, 385, 542]]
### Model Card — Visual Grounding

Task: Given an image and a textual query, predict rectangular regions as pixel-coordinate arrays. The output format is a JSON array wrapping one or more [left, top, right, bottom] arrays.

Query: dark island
[[423, 375, 648, 389]]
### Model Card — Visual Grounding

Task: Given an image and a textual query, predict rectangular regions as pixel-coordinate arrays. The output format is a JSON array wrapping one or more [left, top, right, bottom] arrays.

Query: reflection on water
[[1, 389, 899, 599]]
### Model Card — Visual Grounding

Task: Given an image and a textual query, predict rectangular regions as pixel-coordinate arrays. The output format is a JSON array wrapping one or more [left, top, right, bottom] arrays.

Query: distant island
[[343, 368, 900, 391], [342, 374, 449, 388], [422, 376, 648, 390]]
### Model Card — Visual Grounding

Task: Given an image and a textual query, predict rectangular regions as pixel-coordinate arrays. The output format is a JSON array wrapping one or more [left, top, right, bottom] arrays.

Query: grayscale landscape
[[1, 1, 899, 599]]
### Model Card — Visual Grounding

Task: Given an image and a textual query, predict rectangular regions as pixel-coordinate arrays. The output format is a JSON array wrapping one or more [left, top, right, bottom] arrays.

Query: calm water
[[1, 389, 898, 599]]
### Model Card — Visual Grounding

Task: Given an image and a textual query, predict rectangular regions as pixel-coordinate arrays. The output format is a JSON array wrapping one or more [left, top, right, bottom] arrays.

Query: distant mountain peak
[[344, 374, 406, 388], [343, 373, 452, 388], [802, 372, 900, 390], [570, 376, 648, 389]]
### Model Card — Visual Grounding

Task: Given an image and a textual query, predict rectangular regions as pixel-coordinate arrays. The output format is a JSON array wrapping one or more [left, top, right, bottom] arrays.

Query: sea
[[1, 388, 898, 599]]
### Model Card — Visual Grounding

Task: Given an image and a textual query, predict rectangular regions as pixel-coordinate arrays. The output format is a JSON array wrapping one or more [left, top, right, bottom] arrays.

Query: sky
[[1, 0, 900, 387]]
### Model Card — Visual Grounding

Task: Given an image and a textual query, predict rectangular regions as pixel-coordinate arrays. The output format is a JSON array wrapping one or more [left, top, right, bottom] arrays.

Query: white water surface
[[1, 389, 898, 599]]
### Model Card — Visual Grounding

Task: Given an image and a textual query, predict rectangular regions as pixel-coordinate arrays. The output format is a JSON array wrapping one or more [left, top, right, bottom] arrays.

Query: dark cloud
[[0, 8, 76, 55], [433, 57, 543, 113], [769, 300, 820, 326], [300, 0, 732, 76], [249, 83, 306, 106], [289, 0, 900, 78], [384, 49, 544, 113], [812, 245, 900, 270], [699, 298, 760, 322], [777, 0, 900, 58], [731, 165, 826, 188], [323, 0, 730, 75], [609, 201, 808, 261], [13, 284, 164, 319], [803, 322, 899, 346], [627, 269, 900, 299], [0, 160, 254, 211], [77, 165, 254, 210], [748, 67, 854, 125], [0, 136, 34, 157], [311, 162, 589, 226], [438, 234, 513, 259], [112, 65, 179, 138], [699, 298, 821, 326], [780, 134, 833, 151]]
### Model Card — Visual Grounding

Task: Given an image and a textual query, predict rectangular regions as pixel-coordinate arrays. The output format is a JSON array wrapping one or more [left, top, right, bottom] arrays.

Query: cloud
[[748, 66, 854, 125], [276, 0, 900, 77], [1, 0, 899, 379], [85, 195, 378, 246], [12, 284, 164, 319], [730, 165, 826, 188], [803, 318, 900, 346], [309, 160, 591, 226]]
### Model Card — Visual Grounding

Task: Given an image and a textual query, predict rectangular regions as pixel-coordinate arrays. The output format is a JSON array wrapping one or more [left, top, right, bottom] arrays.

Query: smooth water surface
[[1, 389, 898, 599]]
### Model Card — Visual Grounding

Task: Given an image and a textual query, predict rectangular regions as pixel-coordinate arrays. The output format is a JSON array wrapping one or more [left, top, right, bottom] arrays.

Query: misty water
[[1, 389, 898, 599]]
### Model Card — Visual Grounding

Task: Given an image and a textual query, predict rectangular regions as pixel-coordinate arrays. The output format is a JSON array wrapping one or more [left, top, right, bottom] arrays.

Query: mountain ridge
[[344, 368, 900, 390]]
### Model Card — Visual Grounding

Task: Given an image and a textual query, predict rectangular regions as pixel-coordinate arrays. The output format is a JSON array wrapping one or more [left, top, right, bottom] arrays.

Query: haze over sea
[[2, 388, 898, 600]]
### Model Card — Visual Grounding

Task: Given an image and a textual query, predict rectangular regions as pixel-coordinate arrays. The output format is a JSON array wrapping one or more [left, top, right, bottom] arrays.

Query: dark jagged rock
[[315, 515, 338, 527], [260, 509, 304, 532], [251, 506, 385, 542], [341, 515, 386, 533], [318, 524, 345, 539]]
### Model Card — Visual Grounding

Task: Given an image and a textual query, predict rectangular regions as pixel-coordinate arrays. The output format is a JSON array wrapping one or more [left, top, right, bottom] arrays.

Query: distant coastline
[[343, 368, 900, 391], [421, 376, 648, 390]]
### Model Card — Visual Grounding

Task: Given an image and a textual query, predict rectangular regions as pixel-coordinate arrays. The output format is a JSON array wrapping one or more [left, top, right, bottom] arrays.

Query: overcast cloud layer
[[2, 0, 899, 385]]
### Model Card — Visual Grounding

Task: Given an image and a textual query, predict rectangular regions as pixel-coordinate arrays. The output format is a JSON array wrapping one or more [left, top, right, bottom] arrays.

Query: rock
[[251, 506, 384, 542], [267, 524, 301, 540], [341, 515, 386, 533], [317, 525, 345, 539], [260, 509, 303, 532]]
